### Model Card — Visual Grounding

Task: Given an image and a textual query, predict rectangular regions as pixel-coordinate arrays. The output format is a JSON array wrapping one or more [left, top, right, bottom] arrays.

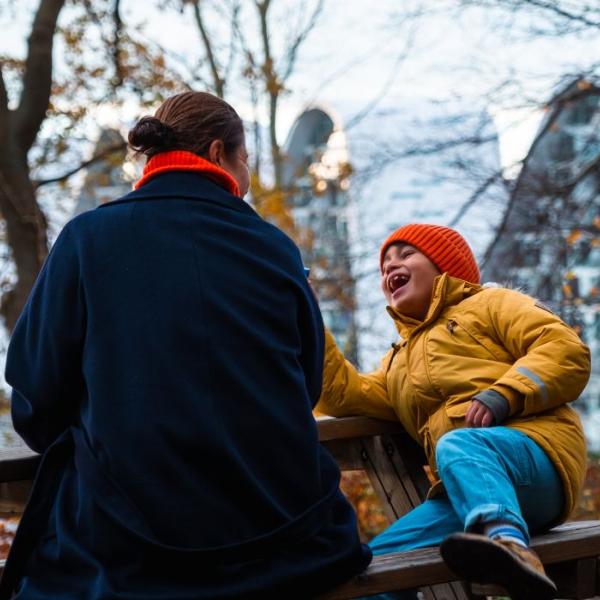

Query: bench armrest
[[0, 447, 40, 482], [316, 416, 404, 442]]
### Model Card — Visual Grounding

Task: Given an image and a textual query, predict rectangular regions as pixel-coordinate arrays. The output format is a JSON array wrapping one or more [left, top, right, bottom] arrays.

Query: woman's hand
[[465, 399, 495, 427]]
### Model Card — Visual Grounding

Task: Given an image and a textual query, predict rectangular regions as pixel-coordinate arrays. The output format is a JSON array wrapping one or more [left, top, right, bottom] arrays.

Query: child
[[317, 223, 590, 600]]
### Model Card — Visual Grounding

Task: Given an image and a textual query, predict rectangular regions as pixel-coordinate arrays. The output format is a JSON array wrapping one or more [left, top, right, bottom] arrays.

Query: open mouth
[[388, 272, 410, 294]]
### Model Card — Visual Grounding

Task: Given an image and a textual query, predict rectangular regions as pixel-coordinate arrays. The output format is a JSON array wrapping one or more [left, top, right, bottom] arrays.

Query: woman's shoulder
[[59, 200, 132, 239]]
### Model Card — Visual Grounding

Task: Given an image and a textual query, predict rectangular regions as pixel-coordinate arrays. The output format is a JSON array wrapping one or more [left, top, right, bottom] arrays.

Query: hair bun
[[128, 116, 176, 155]]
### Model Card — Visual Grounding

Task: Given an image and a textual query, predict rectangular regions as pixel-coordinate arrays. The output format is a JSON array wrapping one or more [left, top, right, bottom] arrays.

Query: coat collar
[[386, 273, 482, 339], [134, 150, 240, 197], [99, 171, 259, 218]]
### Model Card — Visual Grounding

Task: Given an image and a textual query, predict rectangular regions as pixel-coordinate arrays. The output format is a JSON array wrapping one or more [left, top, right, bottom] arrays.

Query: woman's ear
[[208, 139, 225, 166]]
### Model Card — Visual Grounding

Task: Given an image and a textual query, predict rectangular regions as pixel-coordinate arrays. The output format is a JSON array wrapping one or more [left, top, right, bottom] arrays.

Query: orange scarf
[[134, 150, 240, 197]]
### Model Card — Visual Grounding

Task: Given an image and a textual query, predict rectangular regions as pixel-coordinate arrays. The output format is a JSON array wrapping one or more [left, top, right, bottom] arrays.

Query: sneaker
[[439, 532, 557, 600]]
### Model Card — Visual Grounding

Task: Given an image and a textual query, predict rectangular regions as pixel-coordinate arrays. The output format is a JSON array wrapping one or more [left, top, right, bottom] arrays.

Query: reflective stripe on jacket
[[316, 273, 590, 521]]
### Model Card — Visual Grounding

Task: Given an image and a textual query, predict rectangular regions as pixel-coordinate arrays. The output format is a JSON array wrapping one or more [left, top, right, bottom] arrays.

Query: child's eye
[[400, 250, 414, 259]]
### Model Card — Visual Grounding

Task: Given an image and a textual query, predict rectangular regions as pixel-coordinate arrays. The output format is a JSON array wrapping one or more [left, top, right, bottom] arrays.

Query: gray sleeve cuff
[[473, 389, 510, 424]]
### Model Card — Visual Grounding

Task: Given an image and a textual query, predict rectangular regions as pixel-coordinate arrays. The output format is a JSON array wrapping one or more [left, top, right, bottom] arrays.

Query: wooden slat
[[0, 480, 32, 513], [319, 523, 600, 599], [360, 438, 399, 525], [316, 416, 404, 442], [545, 558, 598, 599], [428, 582, 469, 600], [359, 435, 469, 600], [316, 546, 456, 599], [475, 556, 600, 599], [0, 447, 39, 482], [362, 436, 417, 520], [572, 558, 597, 599], [321, 439, 365, 471], [533, 521, 600, 564], [382, 434, 429, 505]]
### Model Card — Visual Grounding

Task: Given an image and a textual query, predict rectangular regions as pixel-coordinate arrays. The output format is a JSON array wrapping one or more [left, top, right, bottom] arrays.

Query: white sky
[[136, 0, 597, 168], [3, 0, 597, 168]]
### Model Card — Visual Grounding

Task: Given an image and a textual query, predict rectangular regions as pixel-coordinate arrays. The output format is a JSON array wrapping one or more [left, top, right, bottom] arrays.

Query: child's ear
[[208, 139, 225, 166]]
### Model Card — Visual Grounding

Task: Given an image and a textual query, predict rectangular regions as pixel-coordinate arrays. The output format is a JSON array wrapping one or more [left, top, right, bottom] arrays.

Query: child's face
[[381, 243, 441, 320]]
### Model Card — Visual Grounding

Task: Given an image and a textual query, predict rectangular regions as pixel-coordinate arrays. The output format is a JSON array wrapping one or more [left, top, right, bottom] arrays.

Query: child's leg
[[434, 426, 563, 535], [369, 496, 462, 555], [365, 497, 463, 599], [435, 426, 563, 600]]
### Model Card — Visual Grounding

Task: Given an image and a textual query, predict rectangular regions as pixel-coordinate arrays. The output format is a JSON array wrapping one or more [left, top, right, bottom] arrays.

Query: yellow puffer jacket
[[316, 274, 591, 522]]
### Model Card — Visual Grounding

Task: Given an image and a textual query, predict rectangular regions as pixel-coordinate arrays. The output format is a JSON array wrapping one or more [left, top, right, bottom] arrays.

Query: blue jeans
[[364, 427, 563, 599]]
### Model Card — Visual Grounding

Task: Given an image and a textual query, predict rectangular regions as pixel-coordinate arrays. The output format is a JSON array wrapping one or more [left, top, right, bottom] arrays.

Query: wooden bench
[[0, 423, 598, 598], [316, 415, 600, 599]]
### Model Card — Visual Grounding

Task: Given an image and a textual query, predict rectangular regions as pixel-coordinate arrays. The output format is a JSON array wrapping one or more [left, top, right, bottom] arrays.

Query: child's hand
[[465, 400, 494, 427]]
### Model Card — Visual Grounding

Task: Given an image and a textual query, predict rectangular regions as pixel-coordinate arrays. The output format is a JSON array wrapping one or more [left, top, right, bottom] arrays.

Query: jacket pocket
[[445, 402, 469, 421], [447, 317, 507, 362]]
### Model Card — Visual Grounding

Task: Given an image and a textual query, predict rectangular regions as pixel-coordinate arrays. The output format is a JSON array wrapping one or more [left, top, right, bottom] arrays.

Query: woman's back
[[4, 171, 370, 599], [74, 173, 327, 547]]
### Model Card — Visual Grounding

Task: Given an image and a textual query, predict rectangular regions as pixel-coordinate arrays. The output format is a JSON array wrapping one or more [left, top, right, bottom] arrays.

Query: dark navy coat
[[3, 172, 371, 599]]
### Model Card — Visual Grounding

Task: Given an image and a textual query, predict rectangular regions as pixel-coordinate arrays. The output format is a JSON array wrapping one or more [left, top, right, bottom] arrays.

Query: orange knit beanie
[[380, 224, 480, 284]]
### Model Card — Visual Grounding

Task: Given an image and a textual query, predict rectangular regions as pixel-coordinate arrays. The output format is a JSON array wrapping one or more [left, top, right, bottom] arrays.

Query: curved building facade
[[282, 109, 358, 365]]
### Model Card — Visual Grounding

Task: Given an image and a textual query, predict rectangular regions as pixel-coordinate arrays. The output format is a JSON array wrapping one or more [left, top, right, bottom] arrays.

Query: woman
[[3, 91, 371, 599]]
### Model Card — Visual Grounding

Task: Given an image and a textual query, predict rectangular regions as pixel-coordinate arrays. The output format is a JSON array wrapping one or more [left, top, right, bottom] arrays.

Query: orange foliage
[[566, 229, 583, 245], [0, 517, 19, 561], [573, 455, 600, 521], [339, 472, 388, 542], [250, 173, 296, 237]]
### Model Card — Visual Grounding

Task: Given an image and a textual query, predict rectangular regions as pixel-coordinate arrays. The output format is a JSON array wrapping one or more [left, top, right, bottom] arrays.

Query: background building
[[282, 108, 358, 364], [483, 79, 600, 450], [73, 129, 129, 216]]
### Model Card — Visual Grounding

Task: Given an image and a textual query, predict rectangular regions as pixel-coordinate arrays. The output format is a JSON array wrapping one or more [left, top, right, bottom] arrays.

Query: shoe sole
[[440, 534, 557, 600]]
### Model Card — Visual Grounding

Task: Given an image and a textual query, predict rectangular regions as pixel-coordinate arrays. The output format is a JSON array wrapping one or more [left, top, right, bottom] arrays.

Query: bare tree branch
[[0, 67, 7, 114], [228, 12, 263, 176], [500, 0, 600, 28], [345, 23, 418, 131], [481, 109, 564, 268], [255, 0, 282, 187], [0, 67, 8, 130], [303, 28, 409, 106], [15, 0, 65, 152], [134, 30, 209, 90], [281, 0, 324, 82], [223, 0, 241, 84], [112, 0, 124, 88], [33, 141, 127, 189], [448, 168, 509, 227], [481, 77, 600, 268], [190, 0, 225, 97], [459, 0, 600, 36], [361, 133, 498, 184]]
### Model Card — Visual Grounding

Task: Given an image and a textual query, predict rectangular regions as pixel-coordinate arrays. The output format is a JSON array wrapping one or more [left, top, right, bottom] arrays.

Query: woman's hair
[[128, 91, 245, 160]]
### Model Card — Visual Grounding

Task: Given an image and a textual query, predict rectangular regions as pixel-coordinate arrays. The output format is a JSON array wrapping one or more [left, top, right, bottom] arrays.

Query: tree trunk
[[0, 0, 65, 331], [0, 150, 48, 331]]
